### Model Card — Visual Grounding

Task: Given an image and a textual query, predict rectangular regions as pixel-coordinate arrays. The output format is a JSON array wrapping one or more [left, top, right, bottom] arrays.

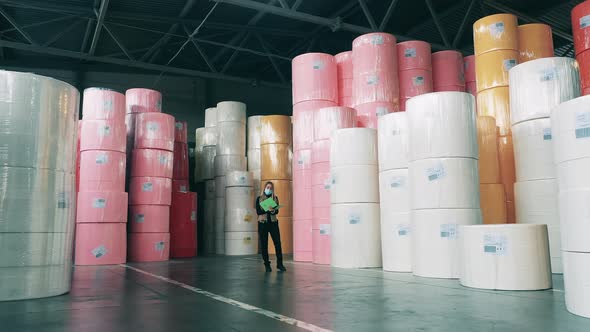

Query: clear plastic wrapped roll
[[398, 69, 434, 101], [79, 150, 126, 192], [475, 50, 518, 92], [292, 102, 319, 150], [76, 191, 128, 223], [80, 119, 127, 153], [128, 233, 170, 262], [550, 95, 590, 164], [128, 176, 172, 205], [378, 112, 409, 171], [313, 106, 356, 141], [82, 88, 125, 121], [214, 175, 226, 198], [226, 170, 253, 187], [129, 205, 170, 232], [477, 116, 501, 183], [473, 14, 518, 55], [214, 155, 247, 177], [125, 88, 162, 114], [216, 121, 246, 156], [0, 265, 72, 301], [134, 113, 175, 152], [517, 24, 554, 63], [205, 179, 216, 200], [352, 33, 397, 75], [335, 51, 353, 80], [260, 115, 292, 145], [407, 92, 478, 160], [330, 128, 378, 167], [354, 101, 397, 129], [432, 50, 465, 88], [0, 232, 73, 266], [201, 146, 216, 180], [204, 107, 217, 127], [74, 223, 126, 265], [512, 118, 556, 181], [247, 116, 262, 150], [131, 148, 173, 178], [291, 53, 338, 105], [174, 120, 188, 143], [216, 101, 246, 123], [397, 40, 432, 71], [352, 71, 400, 107], [202, 127, 218, 147], [509, 57, 580, 125]]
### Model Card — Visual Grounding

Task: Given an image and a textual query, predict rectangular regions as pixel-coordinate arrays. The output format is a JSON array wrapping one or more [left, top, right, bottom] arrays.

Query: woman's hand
[[268, 207, 275, 213]]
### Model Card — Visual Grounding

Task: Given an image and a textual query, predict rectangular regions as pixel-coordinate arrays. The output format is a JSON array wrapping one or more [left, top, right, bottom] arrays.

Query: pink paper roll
[[313, 106, 357, 141], [433, 85, 467, 92], [293, 168, 312, 190], [312, 227, 331, 265], [128, 232, 170, 262], [75, 223, 127, 265], [311, 140, 331, 164], [354, 101, 397, 129], [400, 98, 410, 112], [76, 191, 128, 223], [466, 81, 477, 96], [399, 69, 433, 99], [76, 121, 81, 193], [293, 149, 312, 171], [335, 51, 353, 80], [82, 88, 125, 121], [174, 120, 188, 143], [312, 207, 330, 231], [341, 97, 354, 108], [170, 191, 197, 228], [129, 176, 172, 205], [292, 105, 317, 151], [172, 179, 189, 192], [338, 78, 353, 106], [293, 219, 312, 262], [172, 142, 189, 180], [352, 71, 400, 107], [78, 150, 126, 192], [79, 120, 126, 153], [134, 113, 175, 152], [396, 40, 432, 71], [292, 53, 338, 104], [311, 160, 330, 185], [293, 186, 313, 220], [311, 183, 330, 209], [128, 204, 170, 233], [131, 148, 173, 178], [432, 50, 465, 88], [352, 33, 397, 75], [126, 88, 162, 114], [464, 55, 476, 82]]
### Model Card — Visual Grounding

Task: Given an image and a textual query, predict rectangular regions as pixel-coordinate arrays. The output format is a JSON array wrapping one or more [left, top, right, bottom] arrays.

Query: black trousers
[[258, 221, 283, 267]]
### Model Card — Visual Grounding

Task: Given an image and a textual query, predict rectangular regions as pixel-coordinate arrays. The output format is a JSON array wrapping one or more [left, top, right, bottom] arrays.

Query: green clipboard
[[260, 197, 279, 212]]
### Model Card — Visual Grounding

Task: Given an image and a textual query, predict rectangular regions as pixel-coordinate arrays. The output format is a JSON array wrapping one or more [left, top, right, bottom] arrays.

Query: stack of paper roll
[[432, 50, 466, 92], [459, 224, 551, 290], [509, 57, 581, 273], [214, 102, 247, 255], [76, 88, 128, 266], [225, 171, 258, 255], [396, 41, 433, 111], [201, 107, 218, 253], [311, 107, 356, 265], [335, 51, 353, 108], [0, 71, 79, 301], [473, 13, 519, 222], [517, 24, 554, 63], [477, 116, 506, 225], [352, 33, 400, 128], [203, 179, 216, 254], [194, 127, 205, 181], [378, 112, 411, 272], [407, 92, 481, 279], [247, 116, 263, 192], [464, 55, 476, 96], [551, 95, 590, 318], [330, 128, 381, 268], [572, 1, 590, 95], [260, 115, 293, 254]]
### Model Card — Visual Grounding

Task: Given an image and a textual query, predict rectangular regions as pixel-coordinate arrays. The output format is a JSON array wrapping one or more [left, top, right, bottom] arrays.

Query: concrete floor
[[1, 256, 589, 332]]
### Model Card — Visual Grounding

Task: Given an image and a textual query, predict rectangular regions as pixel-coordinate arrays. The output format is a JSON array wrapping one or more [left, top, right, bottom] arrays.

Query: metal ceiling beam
[[406, 1, 464, 35], [425, 0, 450, 47], [256, 33, 286, 83], [183, 25, 217, 72], [452, 0, 476, 48], [0, 6, 36, 44], [88, 0, 109, 55], [357, 0, 377, 31], [80, 18, 93, 52], [102, 23, 134, 60], [0, 15, 75, 34], [379, 0, 399, 31], [222, 33, 251, 73], [43, 18, 83, 47], [292, 0, 304, 11], [277, 0, 290, 9]]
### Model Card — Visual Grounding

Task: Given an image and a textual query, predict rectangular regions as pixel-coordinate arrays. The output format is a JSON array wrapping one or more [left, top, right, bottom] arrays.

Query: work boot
[[277, 265, 287, 272], [264, 264, 272, 272]]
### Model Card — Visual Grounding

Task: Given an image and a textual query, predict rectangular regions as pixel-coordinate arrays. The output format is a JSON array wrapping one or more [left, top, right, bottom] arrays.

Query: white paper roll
[[377, 112, 409, 171], [460, 224, 552, 290], [202, 146, 216, 180], [409, 158, 480, 210], [562, 251, 590, 318], [205, 107, 217, 127], [216, 121, 246, 156], [217, 101, 246, 123], [215, 197, 225, 240], [330, 128, 378, 166], [551, 95, 590, 164], [214, 176, 226, 198], [512, 118, 556, 181], [0, 233, 73, 267], [204, 199, 216, 248], [215, 237, 225, 255], [225, 232, 258, 256], [331, 203, 382, 268], [202, 127, 217, 146], [412, 208, 482, 279], [381, 212, 412, 272], [0, 265, 72, 301], [407, 92, 478, 160], [247, 116, 262, 149], [205, 179, 216, 200], [226, 171, 253, 187], [247, 148, 261, 171], [509, 57, 580, 126], [195, 127, 205, 148], [214, 155, 247, 177], [225, 187, 256, 232], [330, 165, 379, 204], [379, 168, 410, 214], [558, 189, 590, 252], [557, 157, 590, 191]]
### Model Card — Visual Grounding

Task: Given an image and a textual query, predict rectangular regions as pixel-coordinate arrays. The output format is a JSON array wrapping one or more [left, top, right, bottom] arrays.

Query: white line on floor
[[121, 264, 333, 332]]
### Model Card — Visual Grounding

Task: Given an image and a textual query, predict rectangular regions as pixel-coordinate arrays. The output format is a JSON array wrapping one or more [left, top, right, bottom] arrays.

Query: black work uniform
[[255, 194, 283, 267]]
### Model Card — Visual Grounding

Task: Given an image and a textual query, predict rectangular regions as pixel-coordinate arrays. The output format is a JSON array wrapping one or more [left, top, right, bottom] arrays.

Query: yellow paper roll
[[477, 86, 511, 137], [475, 50, 518, 92], [473, 14, 518, 55], [257, 179, 293, 219], [518, 24, 554, 63], [480, 183, 507, 224], [506, 200, 516, 224], [498, 135, 516, 202], [261, 143, 292, 180], [268, 217, 293, 254], [477, 116, 501, 183], [260, 115, 292, 145]]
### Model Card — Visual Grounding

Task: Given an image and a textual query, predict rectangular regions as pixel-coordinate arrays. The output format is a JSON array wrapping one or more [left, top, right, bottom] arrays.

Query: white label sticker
[[92, 245, 107, 258], [142, 182, 154, 192], [484, 233, 508, 255], [371, 35, 384, 45], [175, 122, 183, 129], [244, 237, 252, 243], [576, 111, 590, 139], [179, 185, 188, 192], [98, 125, 111, 136], [404, 47, 416, 58], [95, 153, 108, 164], [366, 74, 379, 85], [349, 214, 361, 225], [313, 60, 325, 70], [440, 224, 458, 239], [147, 122, 159, 131], [191, 211, 197, 221], [323, 177, 331, 190], [426, 163, 445, 181], [503, 59, 517, 71], [238, 176, 247, 184], [543, 128, 552, 140], [540, 68, 557, 82], [156, 99, 162, 111], [93, 198, 106, 208], [104, 99, 113, 110], [57, 192, 68, 209], [390, 176, 406, 189], [412, 76, 425, 86], [397, 224, 410, 236], [581, 15, 590, 29], [135, 214, 145, 223], [155, 241, 165, 252], [319, 224, 331, 235], [375, 106, 388, 117], [159, 155, 168, 164], [488, 22, 504, 37]]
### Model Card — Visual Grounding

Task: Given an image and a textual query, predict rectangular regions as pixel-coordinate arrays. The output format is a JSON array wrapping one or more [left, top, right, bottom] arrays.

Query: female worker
[[255, 181, 287, 272]]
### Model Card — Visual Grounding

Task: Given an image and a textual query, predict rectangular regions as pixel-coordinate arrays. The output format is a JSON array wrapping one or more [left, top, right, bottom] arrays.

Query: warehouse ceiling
[[0, 0, 582, 88]]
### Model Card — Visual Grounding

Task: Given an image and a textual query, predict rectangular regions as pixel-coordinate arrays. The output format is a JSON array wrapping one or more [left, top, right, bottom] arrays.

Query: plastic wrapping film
[[173, 142, 189, 180], [174, 120, 188, 143], [172, 179, 189, 192], [352, 71, 400, 107], [475, 50, 518, 92], [216, 121, 246, 156], [396, 40, 432, 71], [335, 51, 353, 80], [511, 118, 556, 181], [293, 100, 332, 150], [412, 208, 482, 279], [226, 170, 253, 187], [313, 106, 356, 141], [563, 251, 590, 318], [331, 203, 382, 268], [74, 223, 126, 265], [354, 101, 396, 129], [464, 55, 476, 82], [80, 120, 126, 153], [293, 219, 313, 262], [134, 113, 175, 152], [514, 179, 561, 273], [214, 154, 247, 177], [261, 143, 292, 180], [517, 24, 554, 63], [0, 231, 72, 267], [129, 204, 170, 233], [79, 150, 126, 192], [82, 88, 125, 121], [205, 179, 216, 200], [247, 116, 262, 150], [381, 212, 411, 272], [216, 101, 246, 123], [202, 127, 218, 147], [76, 191, 128, 223], [268, 217, 293, 254], [311, 139, 330, 164], [576, 50, 590, 92], [473, 14, 518, 55], [204, 107, 217, 127], [432, 50, 465, 88], [330, 128, 378, 166], [125, 88, 162, 114], [330, 165, 379, 204], [128, 232, 170, 262], [225, 187, 256, 232], [407, 92, 478, 160], [131, 148, 173, 178], [247, 148, 260, 171], [203, 199, 216, 253], [129, 176, 172, 205], [260, 115, 292, 145], [498, 135, 516, 201], [0, 71, 79, 172], [572, 1, 590, 56], [352, 32, 397, 74], [550, 95, 590, 164], [509, 57, 580, 125], [215, 176, 226, 198], [292, 53, 338, 104], [378, 112, 409, 171], [476, 86, 511, 136], [477, 116, 501, 183], [459, 224, 552, 290], [479, 183, 507, 224], [201, 146, 216, 180], [0, 265, 72, 301], [558, 189, 590, 252], [398, 69, 433, 101], [225, 231, 258, 256]]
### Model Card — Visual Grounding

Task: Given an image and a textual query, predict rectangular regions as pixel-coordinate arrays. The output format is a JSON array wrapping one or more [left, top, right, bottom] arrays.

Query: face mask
[[264, 189, 272, 196]]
